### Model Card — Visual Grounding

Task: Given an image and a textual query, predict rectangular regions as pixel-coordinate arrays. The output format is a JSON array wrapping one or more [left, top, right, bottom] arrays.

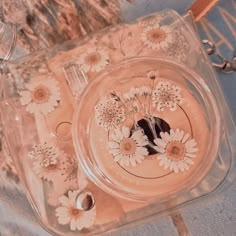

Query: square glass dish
[[0, 9, 236, 235]]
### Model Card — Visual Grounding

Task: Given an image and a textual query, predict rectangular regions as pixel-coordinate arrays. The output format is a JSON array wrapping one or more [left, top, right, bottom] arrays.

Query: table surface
[[0, 0, 236, 235]]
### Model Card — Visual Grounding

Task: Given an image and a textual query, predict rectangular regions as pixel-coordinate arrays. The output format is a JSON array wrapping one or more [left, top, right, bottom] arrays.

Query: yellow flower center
[[120, 138, 137, 155], [148, 28, 167, 43], [166, 141, 185, 161], [160, 91, 172, 102], [46, 163, 58, 170], [70, 208, 81, 218], [85, 52, 101, 65], [102, 109, 115, 123], [32, 85, 50, 104]]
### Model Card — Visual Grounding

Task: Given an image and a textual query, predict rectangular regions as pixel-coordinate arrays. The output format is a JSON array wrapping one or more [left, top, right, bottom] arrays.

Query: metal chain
[[202, 39, 236, 73]]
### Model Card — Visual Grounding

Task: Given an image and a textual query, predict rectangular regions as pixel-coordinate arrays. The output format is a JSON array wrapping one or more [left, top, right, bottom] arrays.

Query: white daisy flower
[[154, 129, 198, 173], [152, 81, 183, 112], [95, 98, 126, 131], [55, 190, 96, 231], [108, 126, 149, 167], [141, 24, 173, 50], [78, 47, 109, 73], [29, 142, 66, 183], [19, 78, 60, 115]]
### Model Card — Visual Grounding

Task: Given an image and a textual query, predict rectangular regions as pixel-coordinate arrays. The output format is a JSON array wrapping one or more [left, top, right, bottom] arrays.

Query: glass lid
[[72, 57, 220, 202]]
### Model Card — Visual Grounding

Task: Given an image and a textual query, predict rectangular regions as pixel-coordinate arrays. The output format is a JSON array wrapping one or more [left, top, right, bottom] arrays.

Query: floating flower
[[55, 190, 96, 231], [95, 98, 126, 131], [147, 70, 160, 80], [123, 86, 152, 101], [47, 161, 88, 207], [109, 126, 149, 167], [78, 47, 109, 73], [61, 156, 78, 186], [123, 87, 139, 101], [152, 81, 183, 111], [167, 31, 190, 63], [123, 86, 152, 115], [141, 24, 173, 50], [19, 78, 60, 114], [29, 142, 66, 182], [154, 129, 198, 173]]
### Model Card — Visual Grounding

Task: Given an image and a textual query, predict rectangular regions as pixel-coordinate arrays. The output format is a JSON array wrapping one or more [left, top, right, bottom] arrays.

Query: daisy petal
[[173, 163, 179, 173], [185, 153, 197, 158], [160, 132, 171, 142], [58, 216, 71, 225], [154, 138, 166, 148], [154, 145, 165, 153], [114, 154, 123, 162], [130, 157, 137, 167], [135, 154, 145, 161], [108, 141, 119, 149], [187, 147, 198, 153], [178, 162, 185, 172], [120, 158, 126, 167], [182, 133, 190, 143], [122, 126, 130, 138], [159, 158, 166, 167], [136, 146, 148, 156], [110, 148, 120, 156], [184, 158, 194, 165], [164, 159, 171, 169], [59, 196, 70, 206], [19, 91, 32, 105], [70, 218, 77, 231], [185, 139, 197, 149]]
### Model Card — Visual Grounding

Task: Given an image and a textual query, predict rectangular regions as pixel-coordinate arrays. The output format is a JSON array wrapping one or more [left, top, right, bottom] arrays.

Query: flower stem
[[148, 79, 155, 114], [135, 95, 146, 114], [145, 116, 158, 140], [178, 104, 193, 137]]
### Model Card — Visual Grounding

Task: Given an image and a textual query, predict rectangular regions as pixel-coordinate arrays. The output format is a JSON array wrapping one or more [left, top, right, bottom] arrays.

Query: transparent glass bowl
[[73, 57, 221, 203]]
